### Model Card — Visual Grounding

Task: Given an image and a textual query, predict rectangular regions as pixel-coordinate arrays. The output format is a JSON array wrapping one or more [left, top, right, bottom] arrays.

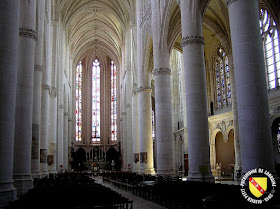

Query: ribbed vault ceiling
[[59, 0, 135, 65]]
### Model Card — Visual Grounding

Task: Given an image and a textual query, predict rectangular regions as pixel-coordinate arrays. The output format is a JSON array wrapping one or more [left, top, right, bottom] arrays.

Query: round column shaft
[[132, 86, 140, 172], [0, 0, 19, 207], [32, 0, 45, 179], [228, 0, 274, 174], [138, 88, 155, 174], [14, 0, 37, 196], [180, 0, 214, 182]]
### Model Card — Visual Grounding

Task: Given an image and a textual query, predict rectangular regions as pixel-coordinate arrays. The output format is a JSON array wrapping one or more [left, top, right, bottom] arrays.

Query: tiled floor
[[94, 176, 167, 209]]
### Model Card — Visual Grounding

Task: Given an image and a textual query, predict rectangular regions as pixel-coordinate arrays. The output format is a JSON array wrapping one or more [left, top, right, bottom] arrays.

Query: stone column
[[152, 67, 174, 174], [228, 0, 274, 173], [57, 29, 65, 172], [132, 84, 140, 172], [121, 110, 127, 171], [57, 103, 64, 172], [40, 84, 50, 176], [136, 0, 155, 175], [32, 0, 45, 179], [138, 87, 155, 174], [63, 110, 69, 170], [40, 1, 52, 177], [47, 21, 59, 174], [0, 0, 19, 207], [180, 0, 213, 181], [228, 53, 241, 178], [125, 28, 133, 171], [40, 83, 50, 175], [151, 0, 174, 175], [14, 0, 36, 195]]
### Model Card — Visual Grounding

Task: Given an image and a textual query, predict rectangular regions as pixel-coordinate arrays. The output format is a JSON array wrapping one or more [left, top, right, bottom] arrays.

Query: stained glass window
[[92, 59, 100, 143], [260, 8, 280, 89], [75, 62, 82, 141], [215, 45, 231, 108], [152, 110, 155, 138], [111, 61, 117, 141]]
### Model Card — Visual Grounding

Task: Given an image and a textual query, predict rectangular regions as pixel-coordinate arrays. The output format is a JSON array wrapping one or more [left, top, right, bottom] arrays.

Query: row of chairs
[[6, 172, 133, 209], [102, 171, 279, 209]]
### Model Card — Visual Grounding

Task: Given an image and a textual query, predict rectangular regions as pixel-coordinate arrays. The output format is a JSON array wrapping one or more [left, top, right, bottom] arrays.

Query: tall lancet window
[[152, 110, 155, 138], [75, 61, 82, 141], [215, 45, 231, 108], [111, 61, 117, 141], [260, 8, 280, 89], [92, 59, 101, 143]]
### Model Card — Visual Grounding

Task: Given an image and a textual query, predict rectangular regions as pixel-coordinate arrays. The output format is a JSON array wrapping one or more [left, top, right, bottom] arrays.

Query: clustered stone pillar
[[40, 78, 50, 176], [153, 67, 174, 174], [13, 0, 37, 195], [136, 0, 155, 174], [180, 0, 213, 181], [132, 84, 140, 172], [228, 0, 275, 174], [47, 21, 59, 174], [0, 0, 19, 207], [151, 0, 174, 175], [138, 87, 155, 174], [32, 0, 45, 179], [63, 102, 69, 169], [228, 53, 242, 177], [125, 28, 133, 171]]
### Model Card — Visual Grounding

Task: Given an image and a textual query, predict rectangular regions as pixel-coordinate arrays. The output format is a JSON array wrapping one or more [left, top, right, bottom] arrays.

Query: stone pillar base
[[156, 169, 174, 175], [133, 163, 140, 173], [48, 170, 58, 175], [0, 182, 16, 208], [140, 168, 155, 175], [187, 172, 215, 183], [13, 175, 33, 197], [32, 171, 41, 179]]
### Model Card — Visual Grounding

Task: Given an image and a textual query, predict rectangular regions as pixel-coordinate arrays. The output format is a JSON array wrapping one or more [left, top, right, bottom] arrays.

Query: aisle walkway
[[93, 176, 167, 209]]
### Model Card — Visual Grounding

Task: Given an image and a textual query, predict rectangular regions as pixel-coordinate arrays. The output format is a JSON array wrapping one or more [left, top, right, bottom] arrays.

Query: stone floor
[[94, 176, 167, 209]]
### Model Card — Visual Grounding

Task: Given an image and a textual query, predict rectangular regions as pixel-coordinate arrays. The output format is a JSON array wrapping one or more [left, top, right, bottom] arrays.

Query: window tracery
[[260, 8, 280, 89], [75, 62, 82, 141], [215, 45, 231, 108], [92, 59, 100, 143], [111, 61, 117, 141]]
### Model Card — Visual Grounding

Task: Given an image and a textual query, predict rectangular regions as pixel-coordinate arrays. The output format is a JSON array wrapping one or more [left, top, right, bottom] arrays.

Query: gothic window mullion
[[215, 45, 231, 108], [92, 59, 100, 143], [271, 33, 278, 88], [75, 62, 82, 142], [260, 8, 280, 89]]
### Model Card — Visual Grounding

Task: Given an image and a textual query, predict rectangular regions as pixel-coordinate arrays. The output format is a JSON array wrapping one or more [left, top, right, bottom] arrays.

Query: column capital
[[181, 35, 204, 47], [153, 68, 171, 76], [133, 83, 138, 95], [19, 27, 37, 42], [34, 64, 43, 73], [48, 87, 57, 98], [226, 0, 237, 6], [41, 84, 51, 92], [137, 86, 152, 93]]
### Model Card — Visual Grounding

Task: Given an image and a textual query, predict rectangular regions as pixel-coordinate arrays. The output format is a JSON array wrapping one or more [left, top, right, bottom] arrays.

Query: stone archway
[[215, 130, 235, 176]]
